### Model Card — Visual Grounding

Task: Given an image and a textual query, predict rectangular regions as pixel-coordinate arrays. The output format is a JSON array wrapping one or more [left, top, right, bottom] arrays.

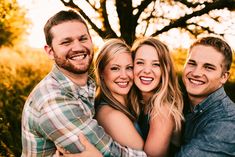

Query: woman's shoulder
[[98, 105, 128, 118], [97, 105, 133, 126], [98, 104, 115, 113]]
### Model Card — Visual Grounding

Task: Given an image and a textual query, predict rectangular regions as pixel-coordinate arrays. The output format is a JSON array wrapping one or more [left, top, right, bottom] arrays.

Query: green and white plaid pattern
[[21, 65, 146, 157]]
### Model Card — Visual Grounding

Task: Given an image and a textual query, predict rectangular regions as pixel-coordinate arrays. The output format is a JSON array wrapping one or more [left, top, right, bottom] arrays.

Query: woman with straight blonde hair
[[94, 38, 144, 150]]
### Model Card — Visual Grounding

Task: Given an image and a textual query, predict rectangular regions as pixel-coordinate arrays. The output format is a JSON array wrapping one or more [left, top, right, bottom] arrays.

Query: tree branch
[[151, 0, 235, 36], [59, 0, 104, 37], [134, 0, 153, 22], [142, 3, 156, 36], [84, 0, 99, 12], [174, 0, 204, 8], [100, 0, 117, 38], [116, 0, 136, 44]]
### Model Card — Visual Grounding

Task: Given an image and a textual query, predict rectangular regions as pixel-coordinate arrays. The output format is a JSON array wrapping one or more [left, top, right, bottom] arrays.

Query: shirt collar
[[191, 87, 226, 114], [50, 64, 96, 99]]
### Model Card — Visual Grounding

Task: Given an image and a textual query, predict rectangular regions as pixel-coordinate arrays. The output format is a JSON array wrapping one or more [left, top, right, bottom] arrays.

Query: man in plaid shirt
[[21, 9, 146, 157]]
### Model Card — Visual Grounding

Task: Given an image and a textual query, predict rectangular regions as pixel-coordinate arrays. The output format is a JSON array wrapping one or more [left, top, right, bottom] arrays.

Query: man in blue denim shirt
[[176, 36, 235, 157]]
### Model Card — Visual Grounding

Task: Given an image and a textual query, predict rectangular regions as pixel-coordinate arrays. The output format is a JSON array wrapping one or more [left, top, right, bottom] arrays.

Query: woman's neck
[[141, 92, 153, 104], [114, 95, 128, 106]]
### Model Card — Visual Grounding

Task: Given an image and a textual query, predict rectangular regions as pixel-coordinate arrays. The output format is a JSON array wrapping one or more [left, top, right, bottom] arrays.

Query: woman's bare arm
[[144, 106, 175, 157]]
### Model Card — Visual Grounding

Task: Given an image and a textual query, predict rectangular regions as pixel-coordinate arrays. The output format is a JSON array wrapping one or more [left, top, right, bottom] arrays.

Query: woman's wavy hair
[[130, 37, 184, 132]]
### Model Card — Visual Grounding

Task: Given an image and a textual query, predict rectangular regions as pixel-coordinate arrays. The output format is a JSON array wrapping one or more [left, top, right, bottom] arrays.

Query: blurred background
[[0, 0, 235, 156]]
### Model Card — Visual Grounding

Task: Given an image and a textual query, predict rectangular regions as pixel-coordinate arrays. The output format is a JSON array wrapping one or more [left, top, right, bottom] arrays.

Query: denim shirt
[[176, 87, 235, 157]]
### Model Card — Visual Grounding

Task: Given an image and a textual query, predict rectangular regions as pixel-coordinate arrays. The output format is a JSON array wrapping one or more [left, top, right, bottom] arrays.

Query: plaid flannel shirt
[[21, 65, 146, 157]]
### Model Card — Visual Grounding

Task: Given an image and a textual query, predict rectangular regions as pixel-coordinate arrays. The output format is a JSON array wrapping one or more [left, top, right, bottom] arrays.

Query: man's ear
[[221, 71, 230, 84], [44, 45, 54, 60]]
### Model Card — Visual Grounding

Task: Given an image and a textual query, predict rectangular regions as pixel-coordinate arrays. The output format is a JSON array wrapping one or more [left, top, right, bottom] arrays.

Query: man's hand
[[56, 134, 103, 157]]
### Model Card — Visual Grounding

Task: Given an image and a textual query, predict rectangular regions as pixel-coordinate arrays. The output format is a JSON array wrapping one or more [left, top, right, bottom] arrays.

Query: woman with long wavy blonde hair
[[130, 37, 184, 157]]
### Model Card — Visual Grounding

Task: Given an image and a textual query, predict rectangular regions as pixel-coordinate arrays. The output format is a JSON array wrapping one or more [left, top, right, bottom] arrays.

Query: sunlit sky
[[17, 0, 65, 48], [17, 0, 235, 50]]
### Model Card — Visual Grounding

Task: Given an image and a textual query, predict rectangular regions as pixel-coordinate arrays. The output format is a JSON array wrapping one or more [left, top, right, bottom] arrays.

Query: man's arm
[[38, 94, 146, 156], [56, 134, 103, 157]]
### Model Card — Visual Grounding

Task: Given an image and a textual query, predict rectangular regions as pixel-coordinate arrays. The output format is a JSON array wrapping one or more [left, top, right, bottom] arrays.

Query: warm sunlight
[[17, 0, 235, 49], [17, 0, 65, 48], [2, 1, 235, 156]]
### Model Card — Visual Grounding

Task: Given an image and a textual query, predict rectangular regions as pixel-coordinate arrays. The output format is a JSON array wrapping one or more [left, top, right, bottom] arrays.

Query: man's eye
[[80, 37, 88, 42], [61, 40, 71, 45], [187, 62, 196, 66], [205, 66, 215, 71]]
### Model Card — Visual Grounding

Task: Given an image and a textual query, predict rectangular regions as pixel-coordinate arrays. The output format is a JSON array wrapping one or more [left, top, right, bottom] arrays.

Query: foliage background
[[0, 0, 29, 47], [0, 47, 52, 156], [0, 47, 234, 156], [0, 0, 235, 156]]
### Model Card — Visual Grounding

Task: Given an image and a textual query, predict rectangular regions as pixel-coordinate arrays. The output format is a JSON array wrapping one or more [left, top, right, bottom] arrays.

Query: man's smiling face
[[183, 45, 229, 105]]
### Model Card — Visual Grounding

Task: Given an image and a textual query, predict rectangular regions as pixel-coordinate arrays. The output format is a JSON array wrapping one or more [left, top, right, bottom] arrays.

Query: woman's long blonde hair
[[130, 37, 184, 132], [94, 38, 136, 121]]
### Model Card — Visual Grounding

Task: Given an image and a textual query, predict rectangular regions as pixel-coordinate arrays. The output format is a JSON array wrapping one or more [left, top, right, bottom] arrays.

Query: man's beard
[[54, 51, 93, 74]]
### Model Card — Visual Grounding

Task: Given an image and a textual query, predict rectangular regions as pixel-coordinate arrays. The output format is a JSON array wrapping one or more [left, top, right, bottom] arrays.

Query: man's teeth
[[189, 78, 203, 85], [70, 54, 87, 60]]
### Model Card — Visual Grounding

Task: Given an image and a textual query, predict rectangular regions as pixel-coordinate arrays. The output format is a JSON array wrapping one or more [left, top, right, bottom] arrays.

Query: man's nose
[[192, 66, 203, 77], [72, 40, 85, 51]]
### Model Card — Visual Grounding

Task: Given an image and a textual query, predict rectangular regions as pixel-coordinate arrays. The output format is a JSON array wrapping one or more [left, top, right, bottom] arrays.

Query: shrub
[[0, 47, 52, 156]]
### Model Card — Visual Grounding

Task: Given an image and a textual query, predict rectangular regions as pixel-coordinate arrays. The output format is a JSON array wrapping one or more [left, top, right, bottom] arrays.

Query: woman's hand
[[56, 134, 103, 157]]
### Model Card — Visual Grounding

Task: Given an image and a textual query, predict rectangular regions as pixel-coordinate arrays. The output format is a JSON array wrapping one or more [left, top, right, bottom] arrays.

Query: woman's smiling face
[[133, 44, 162, 96], [103, 51, 133, 101]]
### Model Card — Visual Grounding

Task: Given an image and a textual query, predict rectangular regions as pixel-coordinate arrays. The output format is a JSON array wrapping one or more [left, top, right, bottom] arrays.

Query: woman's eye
[[126, 66, 133, 70], [110, 67, 119, 71], [153, 63, 160, 67], [135, 61, 143, 65]]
